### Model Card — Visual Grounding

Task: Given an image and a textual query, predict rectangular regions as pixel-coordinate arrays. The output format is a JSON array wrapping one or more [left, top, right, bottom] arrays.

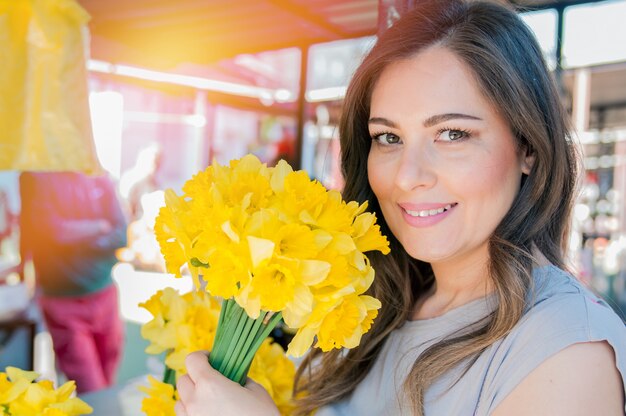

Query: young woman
[[175, 1, 626, 415]]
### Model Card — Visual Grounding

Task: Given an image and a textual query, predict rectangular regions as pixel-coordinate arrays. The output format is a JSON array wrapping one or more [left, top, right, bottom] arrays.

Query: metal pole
[[294, 45, 309, 170], [555, 6, 566, 91]]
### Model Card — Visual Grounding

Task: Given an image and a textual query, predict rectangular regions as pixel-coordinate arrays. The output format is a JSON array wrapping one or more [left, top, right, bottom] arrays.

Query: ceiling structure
[[80, 0, 378, 70], [78, 0, 624, 127], [79, 0, 609, 69]]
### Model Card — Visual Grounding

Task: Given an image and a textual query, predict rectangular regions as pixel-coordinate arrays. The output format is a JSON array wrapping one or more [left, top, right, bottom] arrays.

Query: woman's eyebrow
[[368, 117, 397, 128], [368, 113, 482, 129], [423, 113, 482, 127]]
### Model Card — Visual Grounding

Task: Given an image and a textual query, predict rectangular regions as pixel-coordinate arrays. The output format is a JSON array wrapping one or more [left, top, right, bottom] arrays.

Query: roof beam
[[267, 0, 350, 38], [509, 0, 606, 11]]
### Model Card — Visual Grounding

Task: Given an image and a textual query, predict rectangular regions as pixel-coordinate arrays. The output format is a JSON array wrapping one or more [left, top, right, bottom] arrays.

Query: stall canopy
[[80, 0, 379, 70], [79, 0, 608, 69]]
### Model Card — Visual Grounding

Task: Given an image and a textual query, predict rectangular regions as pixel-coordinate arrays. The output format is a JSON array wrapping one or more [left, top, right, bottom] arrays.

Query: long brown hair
[[294, 1, 579, 414]]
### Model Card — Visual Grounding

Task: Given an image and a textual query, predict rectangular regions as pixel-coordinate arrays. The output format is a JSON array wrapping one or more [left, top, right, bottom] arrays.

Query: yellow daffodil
[[273, 223, 320, 259], [248, 339, 296, 416], [140, 288, 191, 354], [269, 159, 293, 193], [312, 190, 357, 233], [203, 249, 249, 300], [181, 167, 214, 201], [140, 290, 220, 374], [154, 199, 192, 278], [278, 170, 328, 222], [0, 367, 36, 404], [352, 211, 391, 254], [139, 376, 177, 416], [287, 294, 381, 357], [316, 294, 381, 351], [153, 154, 390, 365], [0, 368, 92, 416]]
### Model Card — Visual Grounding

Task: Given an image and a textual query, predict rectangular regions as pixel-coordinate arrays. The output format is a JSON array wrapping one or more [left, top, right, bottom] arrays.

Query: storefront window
[[563, 0, 626, 68], [520, 8, 558, 70]]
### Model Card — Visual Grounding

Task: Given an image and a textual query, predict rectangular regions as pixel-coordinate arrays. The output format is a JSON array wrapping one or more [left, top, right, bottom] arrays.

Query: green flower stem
[[227, 312, 267, 379], [232, 312, 283, 385], [212, 298, 233, 354], [216, 298, 230, 332], [162, 365, 176, 387], [218, 308, 249, 374], [218, 306, 250, 374], [210, 301, 243, 371], [214, 308, 241, 369], [223, 311, 257, 380], [207, 300, 284, 386]]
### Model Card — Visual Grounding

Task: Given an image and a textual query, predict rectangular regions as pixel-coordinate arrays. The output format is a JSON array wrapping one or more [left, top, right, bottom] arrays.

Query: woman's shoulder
[[523, 264, 625, 336], [475, 265, 626, 414], [509, 264, 626, 362]]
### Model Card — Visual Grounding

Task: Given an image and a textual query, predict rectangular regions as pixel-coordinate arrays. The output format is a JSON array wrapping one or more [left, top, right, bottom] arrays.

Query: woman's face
[[367, 46, 532, 268]]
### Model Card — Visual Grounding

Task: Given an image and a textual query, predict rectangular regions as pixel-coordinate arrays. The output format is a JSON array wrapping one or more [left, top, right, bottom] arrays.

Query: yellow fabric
[[0, 0, 101, 173]]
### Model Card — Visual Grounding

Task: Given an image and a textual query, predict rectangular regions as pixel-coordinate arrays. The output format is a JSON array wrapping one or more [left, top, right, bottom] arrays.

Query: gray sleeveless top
[[316, 265, 626, 415]]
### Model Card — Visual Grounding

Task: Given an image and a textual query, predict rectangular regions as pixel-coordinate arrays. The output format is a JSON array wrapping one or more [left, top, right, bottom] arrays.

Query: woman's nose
[[393, 146, 437, 192]]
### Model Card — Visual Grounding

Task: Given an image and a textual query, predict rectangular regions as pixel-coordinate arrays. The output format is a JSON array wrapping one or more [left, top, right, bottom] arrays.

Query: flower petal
[[299, 260, 330, 286], [286, 327, 317, 358], [247, 236, 275, 268]]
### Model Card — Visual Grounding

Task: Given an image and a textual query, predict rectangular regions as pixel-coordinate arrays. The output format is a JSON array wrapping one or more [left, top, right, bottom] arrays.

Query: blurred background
[[0, 0, 625, 407]]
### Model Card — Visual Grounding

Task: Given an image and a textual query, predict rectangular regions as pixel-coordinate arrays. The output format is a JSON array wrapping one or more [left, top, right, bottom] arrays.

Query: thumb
[[245, 378, 271, 395]]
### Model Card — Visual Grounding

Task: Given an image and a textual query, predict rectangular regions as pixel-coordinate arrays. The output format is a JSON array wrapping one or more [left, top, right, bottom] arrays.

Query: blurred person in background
[[19, 171, 127, 393], [119, 144, 163, 222]]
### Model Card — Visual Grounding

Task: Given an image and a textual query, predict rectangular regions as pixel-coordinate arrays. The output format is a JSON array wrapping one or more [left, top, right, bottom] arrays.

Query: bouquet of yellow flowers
[[139, 288, 296, 415], [0, 367, 93, 416], [154, 154, 389, 386]]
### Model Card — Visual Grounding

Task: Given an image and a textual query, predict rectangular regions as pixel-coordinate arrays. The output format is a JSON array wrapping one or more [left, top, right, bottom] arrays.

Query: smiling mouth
[[404, 203, 457, 217]]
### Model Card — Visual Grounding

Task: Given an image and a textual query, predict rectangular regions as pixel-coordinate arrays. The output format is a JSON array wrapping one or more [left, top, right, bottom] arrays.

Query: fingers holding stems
[[175, 351, 280, 416]]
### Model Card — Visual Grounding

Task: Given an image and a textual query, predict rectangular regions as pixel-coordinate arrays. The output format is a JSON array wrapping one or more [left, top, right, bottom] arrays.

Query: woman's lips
[[398, 202, 458, 227]]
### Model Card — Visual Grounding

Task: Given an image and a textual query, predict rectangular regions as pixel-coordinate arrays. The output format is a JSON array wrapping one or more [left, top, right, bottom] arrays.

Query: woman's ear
[[521, 146, 535, 175]]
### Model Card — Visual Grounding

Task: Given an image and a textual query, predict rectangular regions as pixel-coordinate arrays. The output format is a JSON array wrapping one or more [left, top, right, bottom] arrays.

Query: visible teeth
[[406, 204, 453, 217]]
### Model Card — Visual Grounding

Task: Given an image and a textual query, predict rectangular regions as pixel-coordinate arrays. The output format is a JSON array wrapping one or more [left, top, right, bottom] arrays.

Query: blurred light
[[233, 54, 277, 78], [112, 262, 193, 324], [574, 203, 590, 221], [123, 111, 206, 127], [598, 155, 614, 168], [577, 131, 598, 144], [606, 188, 618, 202], [259, 90, 274, 106], [185, 114, 207, 127], [89, 91, 124, 178], [584, 157, 599, 170], [87, 59, 114, 73], [572, 68, 591, 132], [88, 59, 285, 101], [306, 86, 347, 102], [596, 199, 612, 214], [583, 183, 600, 201], [274, 89, 293, 102]]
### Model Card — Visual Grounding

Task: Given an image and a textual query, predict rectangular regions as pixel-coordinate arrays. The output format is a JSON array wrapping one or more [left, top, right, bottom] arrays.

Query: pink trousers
[[38, 284, 124, 393]]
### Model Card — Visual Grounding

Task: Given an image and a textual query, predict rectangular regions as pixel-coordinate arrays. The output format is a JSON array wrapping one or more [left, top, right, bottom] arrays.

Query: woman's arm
[[492, 341, 624, 415]]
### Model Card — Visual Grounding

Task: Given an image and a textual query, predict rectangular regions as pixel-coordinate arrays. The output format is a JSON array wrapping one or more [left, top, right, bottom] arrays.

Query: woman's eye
[[373, 133, 400, 144], [439, 129, 469, 142]]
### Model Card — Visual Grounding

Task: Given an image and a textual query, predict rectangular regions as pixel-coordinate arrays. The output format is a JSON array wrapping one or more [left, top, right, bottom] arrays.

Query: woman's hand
[[174, 351, 280, 416]]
